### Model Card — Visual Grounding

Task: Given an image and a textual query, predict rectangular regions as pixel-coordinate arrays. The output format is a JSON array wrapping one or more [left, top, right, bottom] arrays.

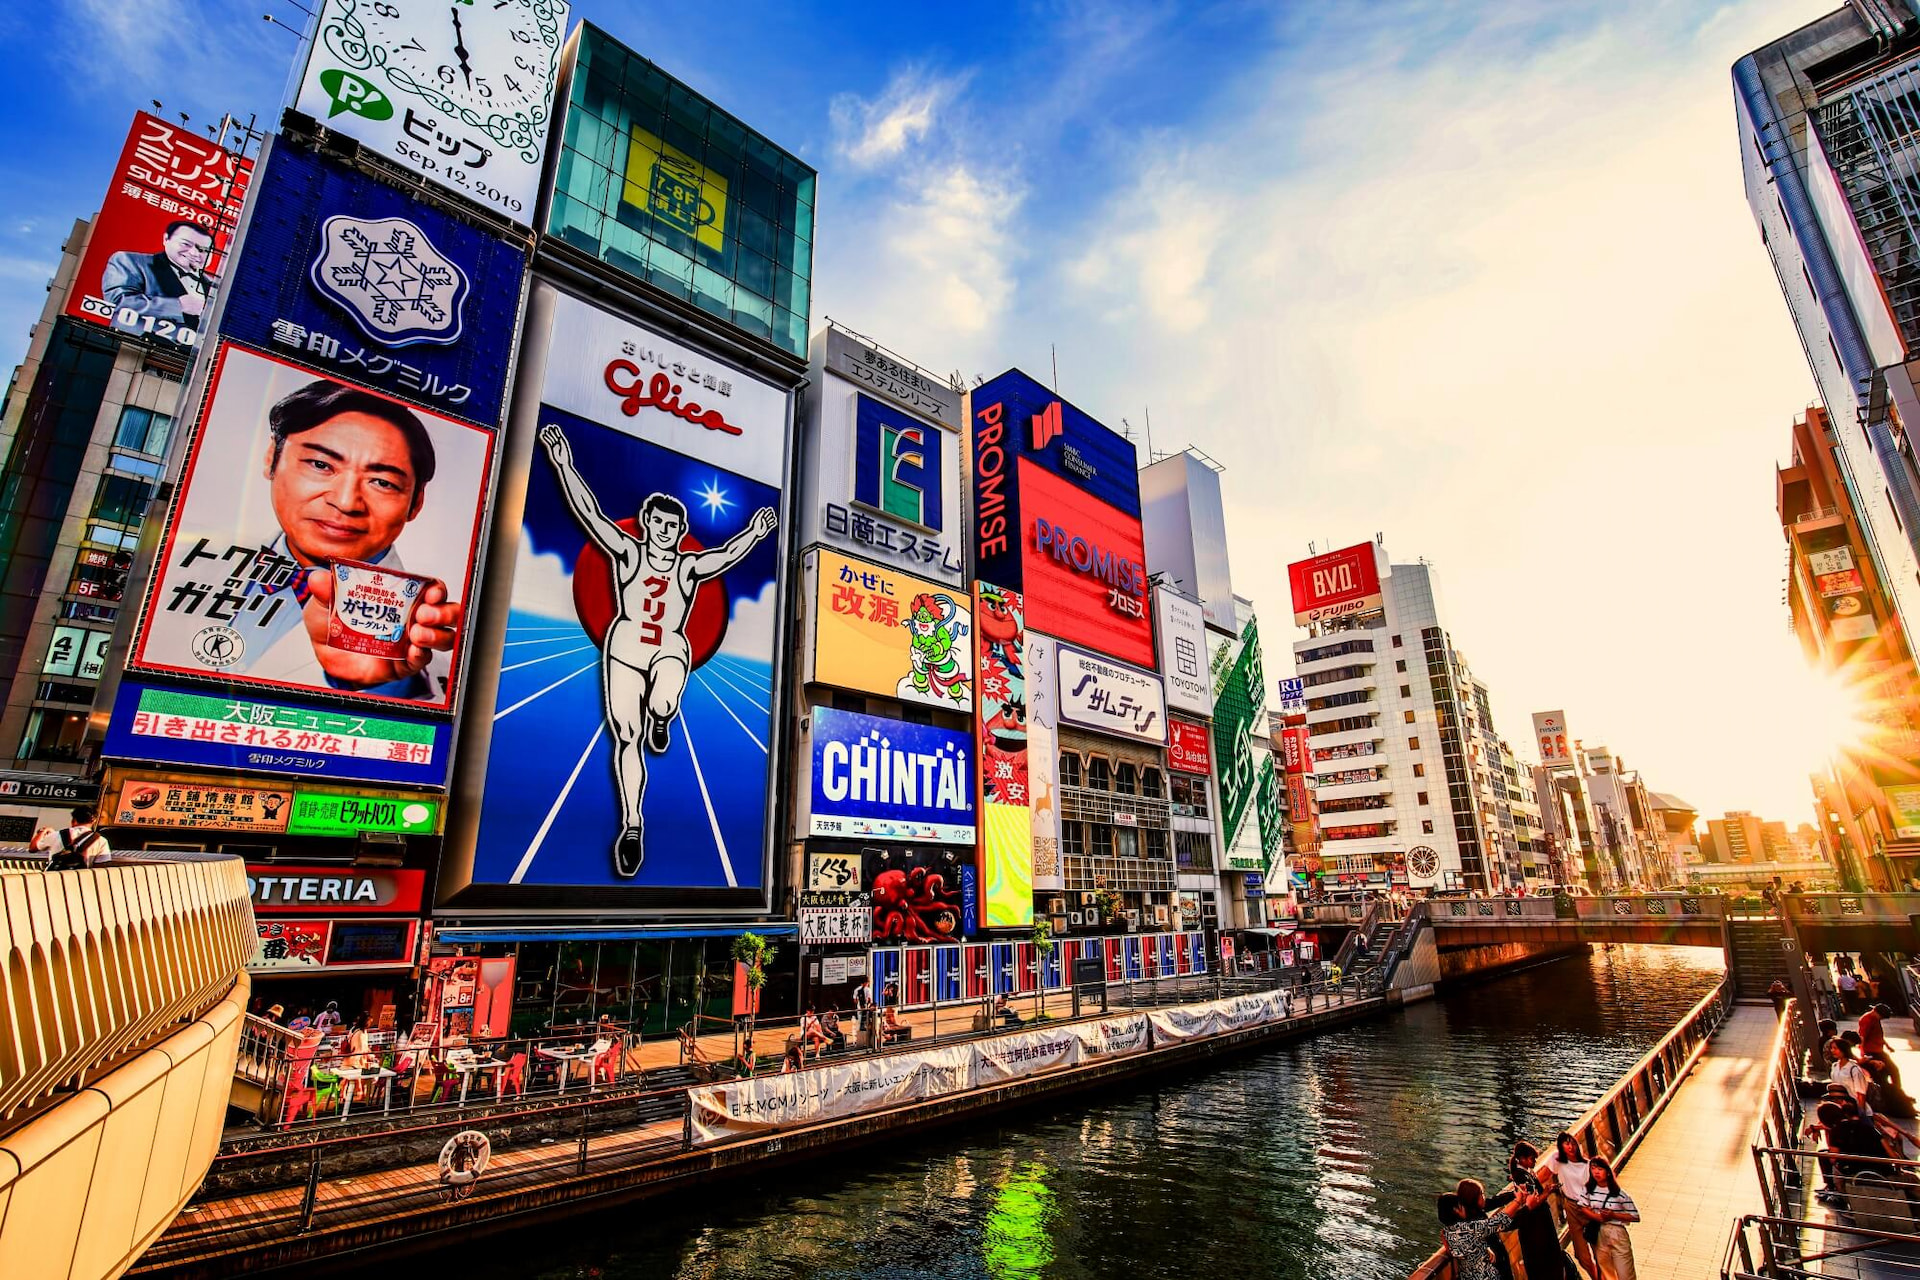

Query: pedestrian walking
[[1576, 1156, 1639, 1280], [1539, 1131, 1601, 1280], [34, 805, 109, 870], [1508, 1142, 1579, 1280], [1859, 1003, 1913, 1113]]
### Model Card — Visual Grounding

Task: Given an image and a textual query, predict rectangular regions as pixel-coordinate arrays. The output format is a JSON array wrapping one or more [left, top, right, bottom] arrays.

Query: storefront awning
[[433, 923, 801, 943]]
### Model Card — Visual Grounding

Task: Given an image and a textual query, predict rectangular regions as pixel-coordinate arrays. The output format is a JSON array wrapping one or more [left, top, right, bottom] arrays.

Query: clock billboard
[[291, 0, 569, 225]]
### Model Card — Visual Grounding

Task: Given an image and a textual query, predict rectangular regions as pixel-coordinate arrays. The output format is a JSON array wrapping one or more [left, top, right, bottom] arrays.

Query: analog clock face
[[360, 0, 559, 118]]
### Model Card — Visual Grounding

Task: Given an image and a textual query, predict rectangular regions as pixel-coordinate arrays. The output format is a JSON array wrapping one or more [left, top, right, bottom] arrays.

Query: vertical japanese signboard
[[1210, 616, 1267, 854], [974, 582, 1032, 927], [66, 111, 253, 351]]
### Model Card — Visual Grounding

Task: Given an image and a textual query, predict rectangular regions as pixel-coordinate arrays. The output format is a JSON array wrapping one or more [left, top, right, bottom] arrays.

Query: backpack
[[46, 827, 100, 871]]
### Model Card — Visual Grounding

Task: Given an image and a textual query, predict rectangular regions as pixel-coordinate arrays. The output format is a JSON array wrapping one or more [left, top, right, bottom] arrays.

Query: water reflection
[[454, 946, 1722, 1280]]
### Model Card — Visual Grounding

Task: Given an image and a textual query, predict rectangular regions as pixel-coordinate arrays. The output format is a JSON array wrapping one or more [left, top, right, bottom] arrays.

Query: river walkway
[[1618, 1004, 1773, 1280]]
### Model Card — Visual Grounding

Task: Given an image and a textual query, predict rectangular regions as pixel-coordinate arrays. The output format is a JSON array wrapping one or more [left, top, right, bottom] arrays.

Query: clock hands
[[449, 6, 473, 91]]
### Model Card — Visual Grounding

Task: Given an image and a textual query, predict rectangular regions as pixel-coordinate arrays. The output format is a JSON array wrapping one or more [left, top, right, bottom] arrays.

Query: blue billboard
[[102, 679, 452, 788], [810, 706, 976, 844], [220, 141, 527, 426]]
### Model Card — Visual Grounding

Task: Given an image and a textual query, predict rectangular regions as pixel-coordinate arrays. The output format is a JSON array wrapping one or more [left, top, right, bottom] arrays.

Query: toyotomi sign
[[1156, 589, 1211, 716], [1056, 644, 1166, 744], [1287, 543, 1383, 626]]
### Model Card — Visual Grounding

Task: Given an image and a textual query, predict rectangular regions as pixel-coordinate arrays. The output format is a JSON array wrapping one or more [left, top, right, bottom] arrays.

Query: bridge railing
[[1783, 890, 1920, 923], [0, 852, 256, 1131], [1410, 974, 1734, 1280], [1722, 1215, 1920, 1279], [1421, 894, 1730, 925]]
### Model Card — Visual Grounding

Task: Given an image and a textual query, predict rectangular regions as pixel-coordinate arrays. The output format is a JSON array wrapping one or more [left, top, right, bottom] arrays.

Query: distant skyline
[[0, 0, 1842, 818]]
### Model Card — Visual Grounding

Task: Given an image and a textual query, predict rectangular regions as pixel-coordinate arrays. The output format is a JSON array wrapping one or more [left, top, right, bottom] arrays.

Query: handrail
[[1722, 1213, 1920, 1279], [0, 854, 256, 1131], [1409, 974, 1733, 1280]]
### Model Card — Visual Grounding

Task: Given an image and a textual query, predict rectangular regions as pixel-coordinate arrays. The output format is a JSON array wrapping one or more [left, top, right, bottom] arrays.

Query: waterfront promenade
[[142, 973, 1377, 1277]]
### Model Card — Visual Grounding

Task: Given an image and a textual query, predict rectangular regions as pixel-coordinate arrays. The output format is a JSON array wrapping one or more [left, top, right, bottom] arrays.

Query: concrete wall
[[1438, 940, 1586, 985], [0, 975, 248, 1280]]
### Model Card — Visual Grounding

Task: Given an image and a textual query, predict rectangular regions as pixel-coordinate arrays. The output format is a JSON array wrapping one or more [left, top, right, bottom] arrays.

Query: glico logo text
[[1032, 516, 1146, 614]]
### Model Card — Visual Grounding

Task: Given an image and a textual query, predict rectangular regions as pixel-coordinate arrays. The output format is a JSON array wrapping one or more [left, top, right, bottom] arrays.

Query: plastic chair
[[591, 1037, 618, 1084], [310, 1068, 342, 1115], [280, 1080, 316, 1126], [500, 1052, 527, 1098]]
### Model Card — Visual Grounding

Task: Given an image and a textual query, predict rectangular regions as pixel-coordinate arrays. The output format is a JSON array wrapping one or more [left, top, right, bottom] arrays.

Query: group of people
[[30, 805, 111, 869], [1440, 1134, 1639, 1280], [782, 985, 910, 1073], [1809, 1009, 1919, 1205]]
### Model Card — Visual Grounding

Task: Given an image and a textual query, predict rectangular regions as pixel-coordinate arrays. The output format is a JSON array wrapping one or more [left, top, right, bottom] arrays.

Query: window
[[1408, 736, 1420, 749], [1091, 824, 1114, 857], [1115, 763, 1138, 796], [1170, 773, 1209, 816], [1392, 635, 1402, 647], [1400, 684, 1411, 698], [1061, 821, 1086, 858], [1891, 490, 1904, 534], [1088, 756, 1111, 791], [1395, 659, 1406, 673], [1403, 710, 1416, 724], [1115, 827, 1140, 858], [1422, 820, 1435, 834], [1141, 767, 1163, 799], [1059, 752, 1082, 788], [1417, 791, 1429, 805], [1144, 829, 1167, 860], [1413, 763, 1425, 777], [111, 405, 174, 456], [1298, 638, 1374, 664]]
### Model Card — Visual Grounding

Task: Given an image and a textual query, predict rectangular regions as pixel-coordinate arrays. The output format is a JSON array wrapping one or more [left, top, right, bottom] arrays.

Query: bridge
[[0, 852, 254, 1280]]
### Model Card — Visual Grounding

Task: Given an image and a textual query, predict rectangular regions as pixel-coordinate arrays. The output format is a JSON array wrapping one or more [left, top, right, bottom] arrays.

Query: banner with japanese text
[[974, 581, 1033, 928], [810, 549, 972, 711]]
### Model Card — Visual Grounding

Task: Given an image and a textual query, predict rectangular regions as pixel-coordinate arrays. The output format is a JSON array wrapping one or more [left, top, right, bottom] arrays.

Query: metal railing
[[1411, 975, 1734, 1279], [0, 852, 255, 1131], [1723, 1215, 1920, 1279]]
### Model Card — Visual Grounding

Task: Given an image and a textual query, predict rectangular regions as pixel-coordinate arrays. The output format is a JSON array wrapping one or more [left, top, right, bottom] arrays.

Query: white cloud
[[721, 580, 778, 661], [510, 542, 579, 624], [831, 70, 967, 168]]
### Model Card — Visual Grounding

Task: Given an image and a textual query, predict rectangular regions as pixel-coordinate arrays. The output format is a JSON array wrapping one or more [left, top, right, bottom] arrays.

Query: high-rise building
[[1737, 7, 1920, 686], [1777, 405, 1920, 888], [1284, 543, 1527, 896]]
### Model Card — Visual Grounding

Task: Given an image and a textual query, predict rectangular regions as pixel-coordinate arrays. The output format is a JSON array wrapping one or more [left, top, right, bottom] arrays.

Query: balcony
[[0, 852, 254, 1280]]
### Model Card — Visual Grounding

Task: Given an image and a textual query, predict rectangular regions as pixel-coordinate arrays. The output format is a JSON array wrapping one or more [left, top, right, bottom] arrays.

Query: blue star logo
[[695, 477, 733, 520]]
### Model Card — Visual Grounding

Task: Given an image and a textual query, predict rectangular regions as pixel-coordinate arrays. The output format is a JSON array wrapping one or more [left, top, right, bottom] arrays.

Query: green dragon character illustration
[[903, 592, 971, 704]]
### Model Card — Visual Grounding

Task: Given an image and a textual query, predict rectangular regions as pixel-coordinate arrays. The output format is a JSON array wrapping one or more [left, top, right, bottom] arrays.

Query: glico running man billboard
[[970, 369, 1152, 668], [65, 111, 253, 351], [463, 290, 788, 897]]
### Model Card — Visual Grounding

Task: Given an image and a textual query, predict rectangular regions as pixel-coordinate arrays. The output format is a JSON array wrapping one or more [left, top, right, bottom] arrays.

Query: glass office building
[[547, 24, 816, 357]]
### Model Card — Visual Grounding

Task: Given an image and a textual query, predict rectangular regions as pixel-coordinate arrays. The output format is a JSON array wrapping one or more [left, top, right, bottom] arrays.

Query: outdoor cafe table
[[447, 1055, 506, 1105], [539, 1044, 599, 1094], [334, 1066, 398, 1119]]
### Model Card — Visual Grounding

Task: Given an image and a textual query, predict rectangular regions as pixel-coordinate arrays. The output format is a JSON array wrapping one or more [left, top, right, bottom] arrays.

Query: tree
[[730, 932, 774, 1076], [1030, 918, 1056, 1019]]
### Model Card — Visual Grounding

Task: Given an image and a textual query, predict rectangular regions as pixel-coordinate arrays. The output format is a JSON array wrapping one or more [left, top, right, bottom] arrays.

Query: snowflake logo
[[310, 214, 469, 347]]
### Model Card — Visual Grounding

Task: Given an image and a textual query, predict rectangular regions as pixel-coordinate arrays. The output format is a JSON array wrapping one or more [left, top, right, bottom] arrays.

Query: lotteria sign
[[810, 706, 977, 844], [1288, 543, 1383, 627]]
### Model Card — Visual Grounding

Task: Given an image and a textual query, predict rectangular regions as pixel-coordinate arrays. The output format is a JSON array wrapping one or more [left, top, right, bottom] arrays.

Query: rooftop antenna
[[1050, 344, 1058, 392], [1144, 405, 1153, 462], [263, 12, 303, 36]]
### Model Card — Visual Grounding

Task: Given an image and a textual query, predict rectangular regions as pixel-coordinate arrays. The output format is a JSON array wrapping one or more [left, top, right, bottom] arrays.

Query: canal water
[[461, 946, 1723, 1280]]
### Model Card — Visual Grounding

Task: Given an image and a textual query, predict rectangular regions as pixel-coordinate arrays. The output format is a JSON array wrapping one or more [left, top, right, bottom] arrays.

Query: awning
[[433, 923, 801, 943]]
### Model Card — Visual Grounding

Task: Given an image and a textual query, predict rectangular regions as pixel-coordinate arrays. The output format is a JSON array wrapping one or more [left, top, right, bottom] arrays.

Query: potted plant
[[1031, 918, 1056, 1019], [730, 932, 774, 1076]]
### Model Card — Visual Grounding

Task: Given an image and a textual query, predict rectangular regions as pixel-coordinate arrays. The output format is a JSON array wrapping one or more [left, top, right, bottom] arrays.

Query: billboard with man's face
[[461, 290, 789, 897], [128, 343, 495, 711], [66, 111, 253, 351]]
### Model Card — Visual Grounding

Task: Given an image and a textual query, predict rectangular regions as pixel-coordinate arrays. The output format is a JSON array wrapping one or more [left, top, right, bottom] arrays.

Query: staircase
[[1728, 914, 1794, 1001]]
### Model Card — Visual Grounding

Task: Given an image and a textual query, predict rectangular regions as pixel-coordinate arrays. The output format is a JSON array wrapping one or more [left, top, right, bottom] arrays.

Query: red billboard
[[1168, 717, 1212, 774], [1288, 543, 1383, 627], [1279, 725, 1312, 773], [66, 112, 253, 352], [1018, 460, 1153, 667]]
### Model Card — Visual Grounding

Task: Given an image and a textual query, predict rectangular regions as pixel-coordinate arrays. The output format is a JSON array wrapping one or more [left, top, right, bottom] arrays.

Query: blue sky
[[0, 0, 1851, 820]]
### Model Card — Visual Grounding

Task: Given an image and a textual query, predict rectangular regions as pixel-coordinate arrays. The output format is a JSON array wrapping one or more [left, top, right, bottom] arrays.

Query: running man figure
[[539, 423, 778, 877]]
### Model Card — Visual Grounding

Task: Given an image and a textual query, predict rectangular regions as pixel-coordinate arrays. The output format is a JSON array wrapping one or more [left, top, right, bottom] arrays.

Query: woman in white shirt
[[1829, 1038, 1876, 1115], [1538, 1130, 1600, 1280], [1576, 1156, 1640, 1280]]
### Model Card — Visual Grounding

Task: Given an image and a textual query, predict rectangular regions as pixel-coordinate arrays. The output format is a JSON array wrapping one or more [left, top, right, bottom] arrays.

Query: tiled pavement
[[1617, 1004, 1775, 1280]]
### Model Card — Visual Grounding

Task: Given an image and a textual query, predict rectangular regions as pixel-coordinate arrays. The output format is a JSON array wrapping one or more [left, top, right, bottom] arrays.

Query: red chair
[[280, 1080, 316, 1126], [500, 1052, 527, 1099], [592, 1037, 621, 1085], [428, 1059, 456, 1104]]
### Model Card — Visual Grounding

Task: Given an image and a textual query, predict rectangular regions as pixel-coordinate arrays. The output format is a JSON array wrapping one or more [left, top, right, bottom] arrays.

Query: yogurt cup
[[328, 559, 430, 658]]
